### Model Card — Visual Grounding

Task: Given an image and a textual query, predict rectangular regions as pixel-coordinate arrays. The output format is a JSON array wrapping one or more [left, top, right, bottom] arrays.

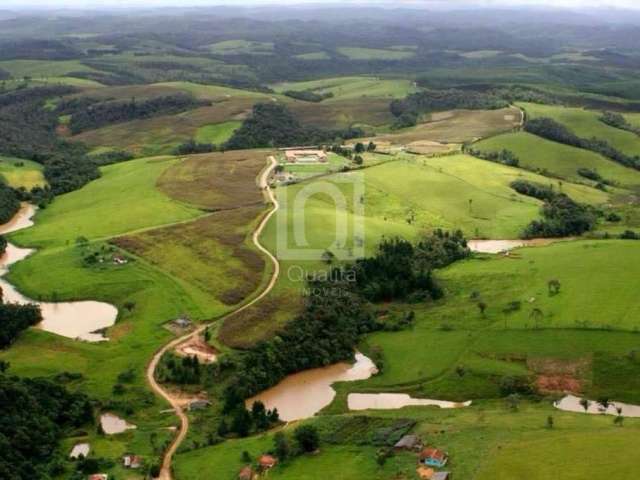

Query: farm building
[[188, 399, 211, 411], [284, 149, 327, 164], [238, 465, 256, 480], [394, 434, 423, 451], [419, 447, 448, 468], [258, 454, 278, 470], [123, 454, 142, 469]]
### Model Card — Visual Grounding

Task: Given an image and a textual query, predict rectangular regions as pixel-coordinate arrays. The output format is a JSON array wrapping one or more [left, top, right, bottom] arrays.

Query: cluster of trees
[[0, 183, 20, 224], [224, 103, 363, 150], [390, 88, 510, 128], [90, 149, 134, 166], [156, 353, 210, 385], [0, 86, 100, 195], [174, 140, 216, 155], [467, 147, 520, 167], [0, 369, 93, 479], [512, 180, 596, 238], [0, 39, 81, 61], [283, 90, 334, 102], [599, 111, 640, 135], [576, 167, 613, 189], [68, 94, 206, 134], [0, 299, 42, 348], [223, 231, 469, 407], [219, 400, 280, 438], [525, 117, 640, 170]]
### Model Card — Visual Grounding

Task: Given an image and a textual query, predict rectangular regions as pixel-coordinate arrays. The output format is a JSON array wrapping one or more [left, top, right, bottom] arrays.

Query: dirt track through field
[[146, 155, 280, 480]]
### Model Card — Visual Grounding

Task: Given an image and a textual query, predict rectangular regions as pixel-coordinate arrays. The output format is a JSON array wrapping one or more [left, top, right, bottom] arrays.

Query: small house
[[238, 465, 256, 480], [88, 475, 108, 480], [123, 454, 142, 469], [416, 466, 434, 479], [173, 317, 192, 329], [432, 473, 450, 480], [284, 149, 327, 164], [394, 434, 423, 451], [188, 399, 211, 411], [419, 447, 448, 468], [258, 454, 277, 470]]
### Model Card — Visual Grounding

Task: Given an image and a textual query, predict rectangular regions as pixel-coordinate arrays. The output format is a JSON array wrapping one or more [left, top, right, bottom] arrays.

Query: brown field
[[289, 98, 395, 129], [362, 107, 521, 146], [113, 205, 265, 307], [157, 149, 270, 210], [71, 99, 256, 155]]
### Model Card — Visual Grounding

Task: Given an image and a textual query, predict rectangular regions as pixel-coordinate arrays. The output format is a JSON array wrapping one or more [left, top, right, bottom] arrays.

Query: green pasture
[[206, 40, 274, 55], [474, 131, 640, 188], [271, 76, 418, 101], [294, 51, 330, 60], [0, 59, 99, 78], [336, 47, 415, 60], [520, 102, 640, 156], [0, 156, 46, 189], [10, 156, 202, 248], [195, 121, 242, 144]]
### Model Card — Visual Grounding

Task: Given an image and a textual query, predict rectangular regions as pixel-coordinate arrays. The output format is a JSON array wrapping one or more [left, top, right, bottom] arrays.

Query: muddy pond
[[554, 394, 640, 418], [348, 393, 471, 411], [0, 204, 118, 342], [468, 238, 569, 254], [246, 352, 378, 421], [100, 413, 137, 434]]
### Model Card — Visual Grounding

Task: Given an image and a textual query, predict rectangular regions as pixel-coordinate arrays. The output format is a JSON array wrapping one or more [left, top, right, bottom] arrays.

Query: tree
[[530, 308, 544, 329], [353, 155, 364, 166], [241, 450, 252, 463], [505, 393, 520, 411], [477, 301, 487, 317], [598, 397, 610, 410], [354, 142, 365, 154], [294, 424, 319, 453], [251, 401, 269, 430], [614, 416, 624, 427], [548, 279, 561, 296], [546, 415, 554, 429], [232, 408, 252, 437], [321, 249, 336, 265], [274, 431, 290, 460], [579, 398, 590, 412], [367, 141, 377, 152]]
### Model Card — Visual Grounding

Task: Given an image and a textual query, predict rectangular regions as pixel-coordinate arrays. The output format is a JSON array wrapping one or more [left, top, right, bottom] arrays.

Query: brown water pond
[[554, 394, 640, 418], [468, 238, 570, 254], [100, 413, 137, 435], [246, 352, 378, 422], [348, 393, 471, 411], [0, 204, 118, 342]]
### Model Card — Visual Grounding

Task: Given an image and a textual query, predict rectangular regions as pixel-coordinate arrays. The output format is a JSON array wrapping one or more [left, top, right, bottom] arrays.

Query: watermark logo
[[276, 172, 365, 261]]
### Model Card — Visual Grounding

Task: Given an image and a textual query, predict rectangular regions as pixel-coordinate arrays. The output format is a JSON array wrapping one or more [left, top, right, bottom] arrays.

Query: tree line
[[0, 182, 20, 224], [67, 94, 207, 134], [511, 180, 596, 238]]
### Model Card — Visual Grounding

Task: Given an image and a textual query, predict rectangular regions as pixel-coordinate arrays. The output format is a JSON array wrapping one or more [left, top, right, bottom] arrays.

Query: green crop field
[[474, 131, 640, 188], [0, 156, 46, 189], [520, 102, 640, 156]]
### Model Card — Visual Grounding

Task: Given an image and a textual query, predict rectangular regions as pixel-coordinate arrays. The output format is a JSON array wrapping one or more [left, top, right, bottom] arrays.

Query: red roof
[[238, 465, 254, 480], [258, 454, 277, 468], [420, 448, 447, 462]]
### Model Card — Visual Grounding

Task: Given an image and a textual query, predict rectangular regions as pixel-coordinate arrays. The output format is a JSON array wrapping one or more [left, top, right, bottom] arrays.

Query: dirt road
[[146, 155, 280, 480]]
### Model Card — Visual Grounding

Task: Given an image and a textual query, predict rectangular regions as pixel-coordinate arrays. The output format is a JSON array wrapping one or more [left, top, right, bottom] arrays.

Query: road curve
[[147, 155, 280, 480]]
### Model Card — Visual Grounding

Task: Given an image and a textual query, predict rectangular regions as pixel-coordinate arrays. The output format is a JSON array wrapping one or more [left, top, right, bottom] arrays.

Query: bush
[[294, 425, 320, 453]]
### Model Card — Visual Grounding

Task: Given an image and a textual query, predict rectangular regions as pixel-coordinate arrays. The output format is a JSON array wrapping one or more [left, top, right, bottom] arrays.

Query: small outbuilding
[[432, 472, 451, 480], [238, 465, 256, 480], [394, 434, 423, 451], [123, 454, 142, 469], [88, 475, 108, 480], [258, 454, 277, 470], [419, 447, 448, 468], [188, 399, 211, 411]]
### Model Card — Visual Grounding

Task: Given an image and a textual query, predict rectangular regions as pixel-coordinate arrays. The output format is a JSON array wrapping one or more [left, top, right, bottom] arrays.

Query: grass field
[[336, 47, 415, 60], [0, 156, 46, 189], [520, 102, 640, 156], [10, 156, 202, 248], [474, 131, 640, 188], [294, 51, 331, 60], [271, 76, 418, 101], [0, 59, 99, 78], [195, 121, 242, 144], [206, 40, 274, 55]]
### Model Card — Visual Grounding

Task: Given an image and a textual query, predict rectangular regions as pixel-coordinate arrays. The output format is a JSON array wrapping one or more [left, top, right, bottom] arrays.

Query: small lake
[[0, 204, 118, 342], [348, 393, 471, 411], [100, 413, 137, 435], [468, 238, 569, 254], [246, 352, 378, 422], [554, 394, 640, 418]]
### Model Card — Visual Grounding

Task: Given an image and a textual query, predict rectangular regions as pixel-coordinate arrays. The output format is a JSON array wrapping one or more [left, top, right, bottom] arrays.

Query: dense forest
[[225, 103, 363, 150], [67, 94, 207, 134], [0, 86, 100, 194], [0, 370, 93, 480], [0, 301, 42, 349], [525, 117, 640, 170]]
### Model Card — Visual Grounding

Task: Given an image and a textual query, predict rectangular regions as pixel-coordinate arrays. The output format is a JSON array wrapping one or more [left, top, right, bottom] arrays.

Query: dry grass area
[[113, 206, 265, 307], [71, 99, 256, 154], [289, 98, 395, 129], [365, 107, 521, 145], [157, 149, 270, 210]]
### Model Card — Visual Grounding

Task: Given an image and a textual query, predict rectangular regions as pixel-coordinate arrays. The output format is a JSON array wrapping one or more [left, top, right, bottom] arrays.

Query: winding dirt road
[[146, 155, 280, 480]]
